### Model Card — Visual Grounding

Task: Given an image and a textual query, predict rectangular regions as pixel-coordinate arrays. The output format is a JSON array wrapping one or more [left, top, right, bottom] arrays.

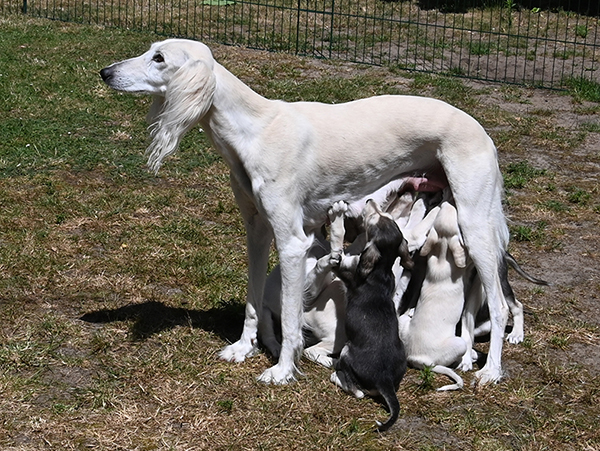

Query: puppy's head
[[420, 201, 467, 269], [359, 200, 413, 278]]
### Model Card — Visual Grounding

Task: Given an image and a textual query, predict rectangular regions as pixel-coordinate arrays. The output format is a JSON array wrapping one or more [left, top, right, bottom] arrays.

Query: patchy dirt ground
[[1, 21, 600, 450]]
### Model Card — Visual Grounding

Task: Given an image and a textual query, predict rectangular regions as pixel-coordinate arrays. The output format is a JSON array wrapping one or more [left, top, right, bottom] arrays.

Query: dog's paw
[[219, 340, 258, 363], [330, 371, 364, 398], [474, 366, 503, 386], [303, 348, 334, 368], [506, 329, 524, 344], [457, 358, 473, 372], [328, 252, 342, 268], [257, 363, 297, 385], [457, 348, 478, 372], [327, 201, 348, 219]]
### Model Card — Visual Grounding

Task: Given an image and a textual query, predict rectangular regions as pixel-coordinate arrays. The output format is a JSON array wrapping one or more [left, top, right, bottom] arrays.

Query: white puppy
[[398, 200, 469, 391], [389, 192, 442, 311], [259, 202, 349, 368]]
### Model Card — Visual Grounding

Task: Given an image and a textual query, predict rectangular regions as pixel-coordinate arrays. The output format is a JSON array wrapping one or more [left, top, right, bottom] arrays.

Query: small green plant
[[470, 41, 493, 56], [503, 161, 547, 189], [580, 122, 600, 133], [567, 187, 591, 205], [511, 221, 547, 244], [539, 200, 568, 212], [217, 399, 234, 414], [418, 366, 436, 391], [575, 25, 588, 39], [505, 0, 515, 27], [566, 77, 600, 102], [341, 418, 364, 437], [512, 225, 534, 242], [549, 334, 570, 350]]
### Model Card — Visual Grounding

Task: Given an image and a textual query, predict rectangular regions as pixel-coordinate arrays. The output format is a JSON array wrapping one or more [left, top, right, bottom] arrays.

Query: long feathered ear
[[146, 59, 216, 173], [146, 95, 165, 126]]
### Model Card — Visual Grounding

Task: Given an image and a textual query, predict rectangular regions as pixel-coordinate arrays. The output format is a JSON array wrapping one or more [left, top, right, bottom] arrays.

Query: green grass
[[1, 13, 600, 451], [503, 160, 547, 190], [566, 76, 600, 102]]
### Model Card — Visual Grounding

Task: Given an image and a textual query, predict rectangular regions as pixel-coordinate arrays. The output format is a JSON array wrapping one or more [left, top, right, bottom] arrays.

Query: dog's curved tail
[[375, 387, 400, 433], [505, 251, 549, 286]]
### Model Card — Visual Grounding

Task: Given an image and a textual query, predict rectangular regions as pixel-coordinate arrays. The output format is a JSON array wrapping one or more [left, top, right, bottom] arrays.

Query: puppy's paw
[[330, 371, 364, 398], [457, 358, 473, 372], [457, 349, 478, 372], [303, 348, 334, 368], [474, 366, 502, 386], [219, 340, 258, 363], [327, 201, 348, 219], [328, 252, 342, 268], [506, 329, 524, 344], [257, 363, 297, 385]]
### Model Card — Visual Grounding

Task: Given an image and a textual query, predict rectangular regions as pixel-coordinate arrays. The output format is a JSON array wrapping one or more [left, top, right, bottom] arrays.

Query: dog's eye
[[152, 53, 165, 63]]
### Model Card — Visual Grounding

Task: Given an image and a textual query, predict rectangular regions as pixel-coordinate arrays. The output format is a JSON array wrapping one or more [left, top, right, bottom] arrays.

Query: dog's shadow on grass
[[80, 300, 244, 343]]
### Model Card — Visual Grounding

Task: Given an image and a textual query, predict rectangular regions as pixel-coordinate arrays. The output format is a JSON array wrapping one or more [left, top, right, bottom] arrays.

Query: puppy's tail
[[505, 251, 549, 286], [375, 387, 400, 433]]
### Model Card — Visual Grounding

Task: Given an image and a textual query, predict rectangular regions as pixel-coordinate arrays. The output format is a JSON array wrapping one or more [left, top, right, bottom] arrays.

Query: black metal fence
[[3, 0, 599, 88]]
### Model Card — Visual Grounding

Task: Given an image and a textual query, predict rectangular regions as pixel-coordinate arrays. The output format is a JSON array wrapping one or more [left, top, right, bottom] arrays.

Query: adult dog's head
[[359, 199, 413, 278], [100, 39, 217, 172]]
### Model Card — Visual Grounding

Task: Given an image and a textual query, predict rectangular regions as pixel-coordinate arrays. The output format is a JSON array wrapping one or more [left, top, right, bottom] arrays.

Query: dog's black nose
[[100, 67, 112, 82]]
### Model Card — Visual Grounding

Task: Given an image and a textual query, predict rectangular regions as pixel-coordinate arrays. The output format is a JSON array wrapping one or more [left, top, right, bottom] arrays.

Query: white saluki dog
[[100, 39, 510, 385]]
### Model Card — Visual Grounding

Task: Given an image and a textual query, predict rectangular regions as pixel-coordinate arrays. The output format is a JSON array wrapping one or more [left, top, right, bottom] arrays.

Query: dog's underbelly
[[300, 171, 447, 229]]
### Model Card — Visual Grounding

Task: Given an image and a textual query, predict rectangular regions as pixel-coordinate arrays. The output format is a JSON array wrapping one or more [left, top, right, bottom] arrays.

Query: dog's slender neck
[[200, 62, 276, 165]]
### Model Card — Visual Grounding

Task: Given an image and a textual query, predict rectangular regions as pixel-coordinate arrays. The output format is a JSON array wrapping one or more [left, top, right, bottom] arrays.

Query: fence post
[[295, 0, 301, 55], [328, 0, 334, 58], [22, 0, 27, 13]]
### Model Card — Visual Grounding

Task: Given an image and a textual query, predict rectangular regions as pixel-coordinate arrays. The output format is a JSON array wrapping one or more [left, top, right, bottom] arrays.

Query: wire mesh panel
[[4, 0, 600, 88]]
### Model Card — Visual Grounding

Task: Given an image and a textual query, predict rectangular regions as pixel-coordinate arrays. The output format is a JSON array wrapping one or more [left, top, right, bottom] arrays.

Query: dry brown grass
[[1, 14, 600, 451]]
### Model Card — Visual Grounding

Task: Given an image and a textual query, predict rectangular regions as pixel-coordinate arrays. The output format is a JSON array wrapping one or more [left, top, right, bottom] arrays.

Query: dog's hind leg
[[459, 271, 484, 371], [500, 256, 525, 344], [432, 365, 464, 391], [446, 143, 509, 385]]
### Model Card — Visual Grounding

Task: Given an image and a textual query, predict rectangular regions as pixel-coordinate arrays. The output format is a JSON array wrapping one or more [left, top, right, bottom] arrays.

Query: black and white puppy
[[330, 199, 412, 432]]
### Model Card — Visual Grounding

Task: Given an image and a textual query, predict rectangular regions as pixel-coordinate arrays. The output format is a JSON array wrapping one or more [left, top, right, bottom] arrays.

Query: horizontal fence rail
[[2, 0, 599, 88]]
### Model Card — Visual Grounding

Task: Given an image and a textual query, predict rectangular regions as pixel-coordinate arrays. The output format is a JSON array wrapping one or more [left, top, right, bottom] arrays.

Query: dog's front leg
[[258, 232, 313, 384], [220, 178, 273, 363]]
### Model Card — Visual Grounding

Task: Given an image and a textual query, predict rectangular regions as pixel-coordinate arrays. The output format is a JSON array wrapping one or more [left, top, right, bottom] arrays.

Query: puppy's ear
[[419, 228, 437, 257], [146, 59, 216, 173], [398, 239, 414, 270], [449, 235, 467, 268], [358, 244, 380, 279]]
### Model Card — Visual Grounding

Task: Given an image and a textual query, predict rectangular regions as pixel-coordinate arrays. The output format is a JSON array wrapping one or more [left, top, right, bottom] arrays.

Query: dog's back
[[333, 200, 410, 432]]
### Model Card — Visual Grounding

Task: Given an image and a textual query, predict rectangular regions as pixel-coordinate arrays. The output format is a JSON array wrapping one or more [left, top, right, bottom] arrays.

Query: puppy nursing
[[330, 200, 411, 432], [398, 200, 469, 391]]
